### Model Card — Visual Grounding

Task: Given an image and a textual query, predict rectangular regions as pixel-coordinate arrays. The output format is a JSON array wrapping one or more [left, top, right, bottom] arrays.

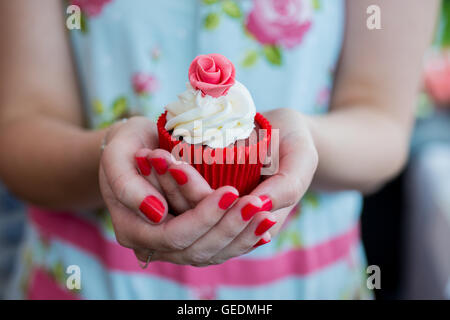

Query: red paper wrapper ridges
[[157, 112, 271, 195]]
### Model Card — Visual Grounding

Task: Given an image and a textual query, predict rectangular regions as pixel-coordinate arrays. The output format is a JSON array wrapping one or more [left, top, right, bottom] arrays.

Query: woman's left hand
[[248, 108, 319, 230]]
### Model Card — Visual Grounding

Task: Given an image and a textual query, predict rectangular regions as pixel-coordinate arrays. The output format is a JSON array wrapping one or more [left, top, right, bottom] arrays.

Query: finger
[[101, 145, 168, 224], [135, 148, 152, 177], [161, 186, 239, 251], [178, 195, 264, 264], [135, 148, 163, 194], [100, 167, 176, 252], [250, 134, 318, 211], [210, 211, 277, 264], [148, 149, 213, 214], [166, 160, 214, 207], [147, 149, 192, 214]]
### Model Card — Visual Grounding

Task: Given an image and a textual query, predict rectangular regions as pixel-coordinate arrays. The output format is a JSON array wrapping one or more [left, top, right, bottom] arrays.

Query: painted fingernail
[[139, 196, 165, 223], [169, 168, 188, 185], [218, 192, 239, 210], [253, 238, 271, 248], [135, 157, 151, 176], [259, 195, 272, 211], [241, 203, 263, 221], [149, 158, 168, 175], [255, 218, 276, 236]]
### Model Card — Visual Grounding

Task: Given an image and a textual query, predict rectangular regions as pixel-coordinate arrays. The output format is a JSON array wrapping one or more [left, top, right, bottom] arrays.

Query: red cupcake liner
[[157, 111, 271, 195]]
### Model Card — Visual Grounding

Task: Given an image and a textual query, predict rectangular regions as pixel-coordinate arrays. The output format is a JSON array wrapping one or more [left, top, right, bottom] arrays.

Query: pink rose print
[[424, 51, 450, 108], [246, 0, 312, 49], [188, 54, 235, 98], [71, 0, 112, 17], [132, 73, 160, 96]]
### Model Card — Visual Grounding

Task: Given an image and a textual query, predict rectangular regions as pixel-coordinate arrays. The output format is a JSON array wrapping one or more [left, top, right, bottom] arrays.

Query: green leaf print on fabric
[[439, 0, 450, 47], [263, 45, 282, 66], [204, 12, 221, 30], [312, 0, 321, 10], [303, 191, 320, 208], [222, 0, 242, 18], [112, 96, 128, 118], [98, 120, 114, 129], [93, 99, 104, 114], [95, 208, 115, 234], [275, 230, 303, 249], [203, 0, 219, 4], [242, 49, 259, 67], [80, 12, 88, 34], [51, 261, 66, 284]]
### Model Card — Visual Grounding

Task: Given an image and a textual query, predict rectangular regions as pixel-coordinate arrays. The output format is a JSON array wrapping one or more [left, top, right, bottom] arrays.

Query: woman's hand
[[131, 107, 318, 265], [133, 151, 277, 266], [250, 108, 318, 212], [99, 117, 275, 266]]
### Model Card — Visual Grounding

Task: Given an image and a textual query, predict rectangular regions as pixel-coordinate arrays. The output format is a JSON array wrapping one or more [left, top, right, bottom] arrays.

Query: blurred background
[[362, 0, 450, 299], [0, 1, 449, 300]]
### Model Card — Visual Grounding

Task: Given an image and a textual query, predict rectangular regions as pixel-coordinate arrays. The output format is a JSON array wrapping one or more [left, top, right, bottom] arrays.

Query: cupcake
[[157, 53, 271, 195]]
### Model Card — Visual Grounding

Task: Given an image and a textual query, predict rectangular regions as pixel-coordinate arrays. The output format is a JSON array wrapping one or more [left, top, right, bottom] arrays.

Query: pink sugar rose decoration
[[424, 52, 450, 107], [71, 0, 112, 17], [188, 54, 236, 98], [132, 73, 159, 96], [246, 0, 312, 49]]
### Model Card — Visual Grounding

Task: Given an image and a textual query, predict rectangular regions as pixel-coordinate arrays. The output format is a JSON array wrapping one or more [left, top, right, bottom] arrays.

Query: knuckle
[[111, 172, 130, 200], [188, 250, 212, 265], [220, 226, 239, 241], [164, 230, 189, 251], [282, 177, 303, 207], [195, 210, 218, 230], [164, 186, 180, 201], [236, 241, 253, 254]]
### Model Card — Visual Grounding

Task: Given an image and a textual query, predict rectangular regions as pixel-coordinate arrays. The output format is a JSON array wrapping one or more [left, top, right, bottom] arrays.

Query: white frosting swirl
[[165, 81, 256, 148]]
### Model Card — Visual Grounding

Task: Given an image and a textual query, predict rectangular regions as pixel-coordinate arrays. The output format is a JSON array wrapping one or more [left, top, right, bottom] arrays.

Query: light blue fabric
[[0, 183, 25, 298], [8, 0, 370, 300]]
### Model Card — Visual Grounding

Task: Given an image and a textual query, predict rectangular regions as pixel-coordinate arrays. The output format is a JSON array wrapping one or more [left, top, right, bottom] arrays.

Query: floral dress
[[9, 0, 372, 299]]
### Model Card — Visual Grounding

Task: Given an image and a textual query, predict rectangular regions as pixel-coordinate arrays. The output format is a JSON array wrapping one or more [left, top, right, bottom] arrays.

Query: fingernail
[[135, 157, 151, 176], [259, 195, 272, 211], [149, 158, 168, 175], [218, 192, 239, 210], [255, 218, 276, 236], [253, 238, 271, 248], [169, 168, 188, 185], [241, 203, 263, 221], [139, 196, 165, 223]]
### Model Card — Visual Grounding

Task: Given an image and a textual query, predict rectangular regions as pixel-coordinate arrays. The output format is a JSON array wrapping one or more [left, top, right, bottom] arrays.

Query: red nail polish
[[241, 203, 262, 221], [139, 196, 165, 223], [135, 157, 151, 176], [255, 218, 276, 236], [218, 192, 239, 210], [259, 195, 273, 211], [253, 238, 271, 248], [169, 168, 188, 185], [149, 158, 168, 175]]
